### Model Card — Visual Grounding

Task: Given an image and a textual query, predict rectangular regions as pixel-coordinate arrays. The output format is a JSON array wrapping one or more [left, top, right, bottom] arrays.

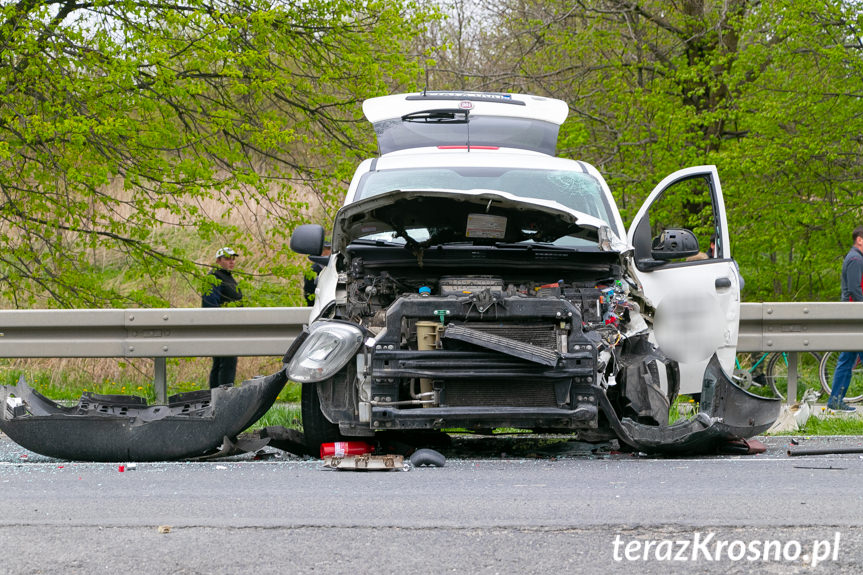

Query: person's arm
[[848, 256, 863, 302], [202, 277, 222, 307]]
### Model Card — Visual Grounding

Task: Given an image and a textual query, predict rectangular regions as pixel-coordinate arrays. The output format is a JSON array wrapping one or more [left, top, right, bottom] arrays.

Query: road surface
[[1, 433, 861, 574]]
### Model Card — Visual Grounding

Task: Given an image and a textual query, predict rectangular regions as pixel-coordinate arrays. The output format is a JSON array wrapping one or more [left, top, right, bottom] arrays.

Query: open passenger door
[[627, 166, 741, 395]]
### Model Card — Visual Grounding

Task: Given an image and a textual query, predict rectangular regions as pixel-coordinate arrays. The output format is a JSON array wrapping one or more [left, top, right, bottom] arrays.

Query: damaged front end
[[0, 370, 287, 461], [289, 189, 780, 455]]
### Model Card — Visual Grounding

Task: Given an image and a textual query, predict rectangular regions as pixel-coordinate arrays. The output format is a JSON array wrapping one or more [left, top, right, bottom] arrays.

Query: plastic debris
[[322, 453, 405, 471], [409, 448, 446, 467]]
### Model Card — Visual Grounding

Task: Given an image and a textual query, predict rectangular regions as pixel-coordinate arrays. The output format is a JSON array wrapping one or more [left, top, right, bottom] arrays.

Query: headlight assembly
[[287, 322, 365, 383]]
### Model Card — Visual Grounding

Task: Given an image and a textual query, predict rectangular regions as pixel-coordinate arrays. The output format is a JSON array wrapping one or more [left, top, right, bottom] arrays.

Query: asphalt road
[[1, 433, 862, 574]]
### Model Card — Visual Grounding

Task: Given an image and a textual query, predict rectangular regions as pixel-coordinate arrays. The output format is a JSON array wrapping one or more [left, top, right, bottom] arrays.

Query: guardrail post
[[786, 351, 798, 405], [154, 357, 167, 404]]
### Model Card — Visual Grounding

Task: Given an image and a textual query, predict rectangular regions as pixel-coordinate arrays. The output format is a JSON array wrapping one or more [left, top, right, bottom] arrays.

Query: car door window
[[631, 174, 723, 269]]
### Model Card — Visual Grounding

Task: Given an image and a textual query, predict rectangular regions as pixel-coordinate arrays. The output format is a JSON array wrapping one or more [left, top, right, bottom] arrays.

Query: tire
[[764, 351, 823, 402], [818, 352, 863, 403], [301, 381, 344, 454]]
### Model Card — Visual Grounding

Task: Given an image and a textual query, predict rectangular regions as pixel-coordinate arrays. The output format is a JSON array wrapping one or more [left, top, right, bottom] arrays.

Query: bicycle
[[763, 351, 822, 402], [733, 352, 772, 389], [818, 351, 863, 403], [734, 351, 822, 401]]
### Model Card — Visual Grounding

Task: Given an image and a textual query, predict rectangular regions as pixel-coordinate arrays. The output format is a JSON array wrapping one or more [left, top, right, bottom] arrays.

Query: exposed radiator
[[461, 322, 558, 350], [444, 379, 558, 407]]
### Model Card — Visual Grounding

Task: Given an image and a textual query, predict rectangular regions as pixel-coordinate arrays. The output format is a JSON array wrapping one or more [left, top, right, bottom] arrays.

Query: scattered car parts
[[409, 448, 446, 467], [323, 453, 407, 471], [0, 370, 287, 462]]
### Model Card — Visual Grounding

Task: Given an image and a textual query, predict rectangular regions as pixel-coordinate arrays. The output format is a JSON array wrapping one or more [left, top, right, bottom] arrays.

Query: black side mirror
[[290, 224, 325, 255], [651, 228, 700, 260]]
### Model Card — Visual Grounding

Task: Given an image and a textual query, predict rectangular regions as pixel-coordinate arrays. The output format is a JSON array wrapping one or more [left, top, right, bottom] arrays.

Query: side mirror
[[290, 224, 325, 255], [651, 228, 700, 260]]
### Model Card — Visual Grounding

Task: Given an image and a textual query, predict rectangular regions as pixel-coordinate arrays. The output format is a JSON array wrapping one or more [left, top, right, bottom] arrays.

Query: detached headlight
[[287, 322, 365, 383]]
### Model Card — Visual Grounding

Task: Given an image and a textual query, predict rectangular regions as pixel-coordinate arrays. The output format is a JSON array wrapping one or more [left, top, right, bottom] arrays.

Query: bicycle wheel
[[818, 351, 863, 403], [733, 352, 771, 393], [765, 351, 823, 402]]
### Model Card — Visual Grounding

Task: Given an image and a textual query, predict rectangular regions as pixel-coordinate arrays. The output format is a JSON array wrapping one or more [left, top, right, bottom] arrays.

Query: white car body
[[290, 91, 777, 453], [314, 93, 738, 395]]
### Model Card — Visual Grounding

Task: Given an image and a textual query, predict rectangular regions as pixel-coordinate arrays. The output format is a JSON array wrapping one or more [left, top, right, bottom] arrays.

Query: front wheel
[[301, 381, 344, 453], [818, 352, 863, 403], [764, 351, 823, 401]]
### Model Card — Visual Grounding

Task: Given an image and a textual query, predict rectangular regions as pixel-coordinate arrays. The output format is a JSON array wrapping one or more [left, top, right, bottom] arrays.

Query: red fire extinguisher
[[319, 441, 374, 459]]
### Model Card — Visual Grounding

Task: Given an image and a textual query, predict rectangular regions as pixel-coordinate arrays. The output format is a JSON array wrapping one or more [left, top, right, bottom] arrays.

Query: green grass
[[767, 411, 863, 436], [2, 366, 169, 402], [247, 402, 302, 431], [8, 360, 863, 437], [669, 395, 698, 424]]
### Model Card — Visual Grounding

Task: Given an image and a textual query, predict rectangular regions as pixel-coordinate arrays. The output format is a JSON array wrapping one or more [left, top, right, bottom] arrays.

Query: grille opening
[[461, 322, 558, 350], [443, 379, 559, 408]]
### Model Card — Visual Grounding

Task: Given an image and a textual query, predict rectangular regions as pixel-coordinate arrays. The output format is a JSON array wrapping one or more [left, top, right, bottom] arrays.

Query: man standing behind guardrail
[[202, 247, 244, 388], [827, 227, 863, 412], [303, 241, 331, 306]]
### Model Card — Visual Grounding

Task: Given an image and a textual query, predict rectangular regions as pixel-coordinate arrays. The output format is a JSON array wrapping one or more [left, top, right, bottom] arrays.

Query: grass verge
[[247, 402, 302, 431], [768, 411, 863, 436]]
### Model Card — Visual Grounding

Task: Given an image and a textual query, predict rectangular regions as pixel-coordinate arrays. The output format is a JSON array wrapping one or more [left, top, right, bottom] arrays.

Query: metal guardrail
[[0, 307, 309, 403], [738, 302, 863, 353], [1, 302, 862, 404], [0, 307, 308, 358], [737, 302, 863, 403]]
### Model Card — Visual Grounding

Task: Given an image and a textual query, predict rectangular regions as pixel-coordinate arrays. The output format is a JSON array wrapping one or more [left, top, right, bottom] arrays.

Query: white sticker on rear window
[[466, 214, 507, 239]]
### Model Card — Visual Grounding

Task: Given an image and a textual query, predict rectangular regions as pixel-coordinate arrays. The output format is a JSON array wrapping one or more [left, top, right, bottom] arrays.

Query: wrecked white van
[[286, 91, 780, 454]]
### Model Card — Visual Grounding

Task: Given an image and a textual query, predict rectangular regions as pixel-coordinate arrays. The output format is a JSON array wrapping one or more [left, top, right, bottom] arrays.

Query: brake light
[[436, 145, 499, 150]]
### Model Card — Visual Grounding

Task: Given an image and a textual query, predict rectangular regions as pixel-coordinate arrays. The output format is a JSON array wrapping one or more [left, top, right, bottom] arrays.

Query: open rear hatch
[[363, 91, 569, 155]]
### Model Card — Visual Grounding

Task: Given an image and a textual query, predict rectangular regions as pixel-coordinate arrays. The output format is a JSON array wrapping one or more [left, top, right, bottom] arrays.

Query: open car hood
[[332, 189, 627, 253]]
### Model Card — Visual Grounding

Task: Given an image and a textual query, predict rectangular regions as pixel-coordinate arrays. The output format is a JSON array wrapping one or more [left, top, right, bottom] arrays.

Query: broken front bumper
[[0, 370, 288, 462], [601, 354, 781, 454]]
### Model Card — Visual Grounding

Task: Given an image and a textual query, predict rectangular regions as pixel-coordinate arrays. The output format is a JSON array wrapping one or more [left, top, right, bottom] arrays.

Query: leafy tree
[[0, 0, 432, 307], [422, 0, 863, 301]]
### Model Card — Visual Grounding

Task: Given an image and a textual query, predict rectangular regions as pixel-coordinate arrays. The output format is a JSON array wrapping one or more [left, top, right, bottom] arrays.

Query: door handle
[[715, 277, 732, 289]]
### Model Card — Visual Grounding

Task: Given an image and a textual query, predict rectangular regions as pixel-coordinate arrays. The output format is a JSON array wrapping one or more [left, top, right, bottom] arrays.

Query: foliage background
[[0, 0, 431, 308], [422, 0, 863, 302], [3, 0, 863, 308]]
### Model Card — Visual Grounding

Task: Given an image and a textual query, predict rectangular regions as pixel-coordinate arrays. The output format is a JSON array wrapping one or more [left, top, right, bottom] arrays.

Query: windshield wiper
[[350, 237, 404, 247], [401, 108, 469, 124], [493, 241, 576, 250]]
